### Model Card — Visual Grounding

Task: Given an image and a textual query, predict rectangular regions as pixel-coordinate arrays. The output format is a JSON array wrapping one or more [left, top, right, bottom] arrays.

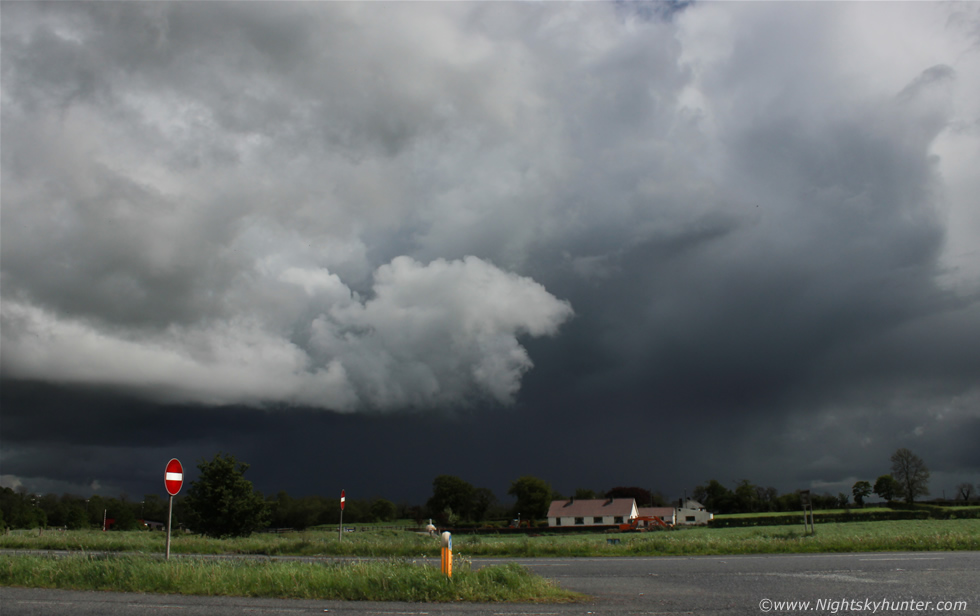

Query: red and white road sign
[[340, 489, 346, 510], [165, 458, 183, 496]]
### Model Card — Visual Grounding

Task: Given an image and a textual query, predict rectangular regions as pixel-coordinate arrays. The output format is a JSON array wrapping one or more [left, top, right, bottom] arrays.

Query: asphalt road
[[2, 551, 978, 615]]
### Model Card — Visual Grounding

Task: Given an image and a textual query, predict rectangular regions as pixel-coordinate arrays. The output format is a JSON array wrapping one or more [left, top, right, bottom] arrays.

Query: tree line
[[0, 489, 157, 531], [3, 448, 975, 535], [693, 448, 975, 514]]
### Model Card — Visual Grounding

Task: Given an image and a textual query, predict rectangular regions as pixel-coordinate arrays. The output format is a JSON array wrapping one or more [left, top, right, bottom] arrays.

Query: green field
[[714, 507, 893, 518], [3, 520, 977, 601], [3, 518, 978, 557]]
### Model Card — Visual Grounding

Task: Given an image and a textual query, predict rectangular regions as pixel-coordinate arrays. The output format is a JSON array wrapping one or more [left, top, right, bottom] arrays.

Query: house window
[[686, 515, 696, 522], [574, 517, 585, 525], [555, 518, 561, 526], [593, 517, 603, 524], [614, 516, 624, 524]]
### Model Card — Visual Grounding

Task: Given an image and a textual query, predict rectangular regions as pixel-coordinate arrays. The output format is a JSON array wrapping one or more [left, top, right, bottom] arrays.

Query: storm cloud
[[2, 256, 572, 409], [2, 1, 978, 501]]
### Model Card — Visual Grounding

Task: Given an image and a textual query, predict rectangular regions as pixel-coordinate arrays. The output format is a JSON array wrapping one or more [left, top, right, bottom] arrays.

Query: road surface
[[2, 551, 977, 615]]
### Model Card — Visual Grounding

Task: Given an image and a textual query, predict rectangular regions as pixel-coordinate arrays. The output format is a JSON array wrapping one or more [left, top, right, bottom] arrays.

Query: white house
[[547, 498, 638, 527], [547, 498, 714, 528], [675, 499, 713, 525]]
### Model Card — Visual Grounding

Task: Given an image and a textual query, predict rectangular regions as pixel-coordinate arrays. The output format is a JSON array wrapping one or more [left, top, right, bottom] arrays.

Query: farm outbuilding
[[547, 498, 638, 527], [637, 506, 676, 526], [676, 499, 713, 525]]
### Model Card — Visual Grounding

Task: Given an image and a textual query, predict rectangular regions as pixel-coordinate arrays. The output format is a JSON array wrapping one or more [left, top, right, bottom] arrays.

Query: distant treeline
[[4, 447, 976, 532], [0, 489, 148, 531], [0, 487, 421, 531]]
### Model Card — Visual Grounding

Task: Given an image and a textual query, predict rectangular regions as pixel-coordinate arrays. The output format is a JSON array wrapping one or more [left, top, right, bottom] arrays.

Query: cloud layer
[[2, 1, 978, 499], [2, 256, 572, 410]]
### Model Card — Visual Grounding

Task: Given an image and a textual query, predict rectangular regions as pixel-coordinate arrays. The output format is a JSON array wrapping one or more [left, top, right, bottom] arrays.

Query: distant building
[[676, 499, 713, 525], [547, 498, 638, 527], [546, 498, 714, 528], [637, 506, 676, 526]]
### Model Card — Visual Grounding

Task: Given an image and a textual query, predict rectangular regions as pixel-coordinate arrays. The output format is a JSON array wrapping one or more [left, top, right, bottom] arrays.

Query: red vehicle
[[619, 515, 673, 531]]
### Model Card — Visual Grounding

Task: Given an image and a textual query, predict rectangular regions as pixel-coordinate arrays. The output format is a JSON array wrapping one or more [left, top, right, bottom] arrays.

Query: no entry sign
[[165, 458, 183, 496]]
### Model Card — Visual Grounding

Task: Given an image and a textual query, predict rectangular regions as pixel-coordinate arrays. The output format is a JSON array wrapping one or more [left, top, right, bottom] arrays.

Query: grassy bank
[[0, 528, 437, 557], [451, 520, 980, 556], [3, 519, 977, 557], [710, 506, 980, 527], [616, 520, 980, 555], [0, 553, 583, 602]]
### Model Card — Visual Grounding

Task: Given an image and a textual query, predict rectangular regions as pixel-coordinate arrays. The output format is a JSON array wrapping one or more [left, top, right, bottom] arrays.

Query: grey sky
[[2, 1, 978, 503]]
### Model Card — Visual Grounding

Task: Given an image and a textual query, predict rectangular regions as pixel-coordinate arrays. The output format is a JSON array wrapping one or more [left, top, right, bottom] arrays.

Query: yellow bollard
[[440, 531, 452, 578]]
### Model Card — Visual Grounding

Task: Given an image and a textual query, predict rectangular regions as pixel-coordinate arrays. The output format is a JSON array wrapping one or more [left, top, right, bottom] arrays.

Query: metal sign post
[[799, 489, 814, 535], [165, 496, 174, 559], [339, 489, 345, 541], [164, 459, 183, 560]]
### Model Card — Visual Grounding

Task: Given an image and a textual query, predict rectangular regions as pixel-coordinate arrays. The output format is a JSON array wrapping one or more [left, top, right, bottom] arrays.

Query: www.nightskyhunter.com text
[[759, 597, 968, 613]]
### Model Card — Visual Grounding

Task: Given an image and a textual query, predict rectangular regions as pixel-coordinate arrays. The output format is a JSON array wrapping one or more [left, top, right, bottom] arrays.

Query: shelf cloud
[[2, 1, 977, 501], [2, 256, 572, 410]]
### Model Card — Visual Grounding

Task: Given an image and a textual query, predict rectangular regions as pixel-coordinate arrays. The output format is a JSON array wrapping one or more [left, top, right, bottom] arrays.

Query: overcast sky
[[2, 1, 978, 506]]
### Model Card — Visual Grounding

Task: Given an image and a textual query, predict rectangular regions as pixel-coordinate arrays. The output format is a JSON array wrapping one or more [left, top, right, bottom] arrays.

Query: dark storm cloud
[[2, 1, 978, 501]]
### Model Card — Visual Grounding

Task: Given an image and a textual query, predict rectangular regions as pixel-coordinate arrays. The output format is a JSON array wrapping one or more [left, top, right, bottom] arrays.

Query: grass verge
[[3, 519, 977, 557], [0, 554, 584, 603]]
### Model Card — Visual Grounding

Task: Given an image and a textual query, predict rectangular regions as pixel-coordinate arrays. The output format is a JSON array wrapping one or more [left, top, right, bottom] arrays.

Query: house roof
[[680, 499, 707, 511], [547, 498, 636, 518], [637, 507, 675, 518]]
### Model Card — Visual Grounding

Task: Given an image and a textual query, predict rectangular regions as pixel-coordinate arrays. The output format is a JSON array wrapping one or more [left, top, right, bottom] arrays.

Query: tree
[[184, 453, 270, 538], [852, 481, 872, 507], [369, 498, 397, 523], [755, 486, 779, 512], [734, 479, 760, 513], [954, 483, 974, 502], [86, 495, 107, 528], [873, 474, 901, 502], [268, 491, 324, 530], [64, 503, 89, 530], [508, 475, 553, 521], [426, 475, 476, 522], [471, 488, 497, 522], [38, 494, 61, 525], [108, 498, 139, 531], [141, 494, 168, 523], [774, 491, 801, 512], [693, 479, 735, 514], [890, 448, 930, 504]]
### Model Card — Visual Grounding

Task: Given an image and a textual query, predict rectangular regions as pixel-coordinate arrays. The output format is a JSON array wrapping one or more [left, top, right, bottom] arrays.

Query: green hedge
[[708, 507, 980, 528]]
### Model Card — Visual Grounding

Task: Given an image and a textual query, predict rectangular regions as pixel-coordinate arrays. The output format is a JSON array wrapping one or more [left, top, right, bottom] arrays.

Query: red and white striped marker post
[[339, 489, 345, 541], [164, 459, 183, 560]]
